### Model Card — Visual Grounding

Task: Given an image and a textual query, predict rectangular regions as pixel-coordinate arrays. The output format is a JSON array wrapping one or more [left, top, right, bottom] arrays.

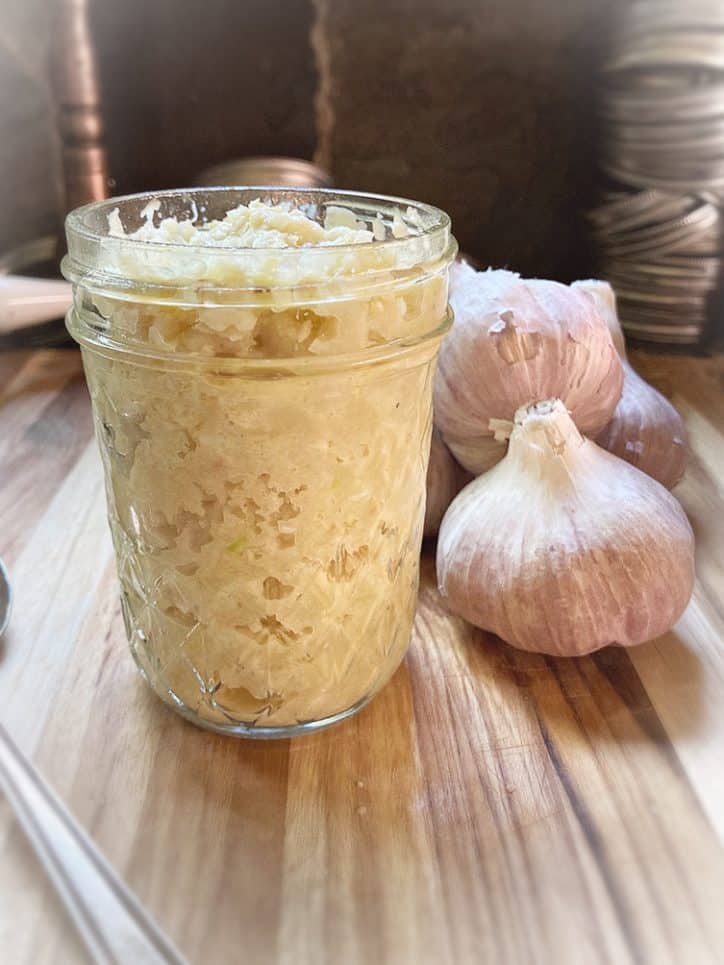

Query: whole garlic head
[[436, 263, 624, 474], [574, 278, 688, 489], [437, 400, 695, 656]]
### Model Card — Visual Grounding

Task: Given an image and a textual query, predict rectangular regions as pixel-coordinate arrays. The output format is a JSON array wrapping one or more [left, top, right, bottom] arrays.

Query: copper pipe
[[51, 0, 110, 214]]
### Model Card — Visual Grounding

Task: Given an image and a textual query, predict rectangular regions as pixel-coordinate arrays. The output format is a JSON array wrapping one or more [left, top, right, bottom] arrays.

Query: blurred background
[[2, 0, 723, 346]]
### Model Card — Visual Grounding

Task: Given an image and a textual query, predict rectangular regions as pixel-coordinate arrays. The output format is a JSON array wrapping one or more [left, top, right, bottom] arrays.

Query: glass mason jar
[[64, 188, 456, 737]]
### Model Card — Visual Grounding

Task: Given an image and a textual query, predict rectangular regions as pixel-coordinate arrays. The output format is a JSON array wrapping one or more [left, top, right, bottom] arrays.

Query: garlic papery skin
[[436, 263, 624, 475], [424, 428, 472, 538], [573, 278, 688, 489], [437, 400, 695, 656]]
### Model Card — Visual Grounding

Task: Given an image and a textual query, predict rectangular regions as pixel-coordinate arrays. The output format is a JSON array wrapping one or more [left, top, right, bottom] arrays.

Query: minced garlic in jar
[[64, 189, 455, 736]]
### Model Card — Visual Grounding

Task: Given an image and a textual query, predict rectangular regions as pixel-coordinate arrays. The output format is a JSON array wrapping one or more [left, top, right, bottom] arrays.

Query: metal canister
[[593, 0, 724, 346], [194, 157, 333, 189]]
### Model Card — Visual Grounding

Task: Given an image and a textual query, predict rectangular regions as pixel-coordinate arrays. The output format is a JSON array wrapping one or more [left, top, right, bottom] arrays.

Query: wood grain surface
[[1, 348, 723, 965]]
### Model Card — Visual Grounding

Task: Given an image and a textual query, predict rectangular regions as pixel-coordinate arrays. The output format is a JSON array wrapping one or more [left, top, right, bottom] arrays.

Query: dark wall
[[0, 0, 624, 281], [91, 0, 318, 194], [315, 0, 623, 280]]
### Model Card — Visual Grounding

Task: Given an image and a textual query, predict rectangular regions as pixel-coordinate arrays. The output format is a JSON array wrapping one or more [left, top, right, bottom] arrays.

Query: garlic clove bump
[[596, 361, 689, 489], [574, 278, 688, 489], [572, 278, 627, 358], [437, 399, 695, 656]]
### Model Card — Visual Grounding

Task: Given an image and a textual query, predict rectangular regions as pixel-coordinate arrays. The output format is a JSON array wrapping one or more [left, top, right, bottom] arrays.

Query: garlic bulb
[[424, 429, 471, 538], [437, 400, 695, 656], [436, 263, 623, 474], [574, 279, 688, 489]]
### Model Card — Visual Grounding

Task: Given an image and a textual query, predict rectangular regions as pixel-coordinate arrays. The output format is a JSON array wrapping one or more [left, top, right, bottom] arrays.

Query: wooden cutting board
[[1, 348, 723, 965]]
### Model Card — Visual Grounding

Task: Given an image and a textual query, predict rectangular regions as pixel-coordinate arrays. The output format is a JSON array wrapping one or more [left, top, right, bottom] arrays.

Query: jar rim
[[63, 187, 456, 369], [63, 186, 453, 291]]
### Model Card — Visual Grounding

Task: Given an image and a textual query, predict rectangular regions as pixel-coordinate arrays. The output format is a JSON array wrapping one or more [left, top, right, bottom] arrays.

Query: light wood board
[[1, 348, 723, 964]]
